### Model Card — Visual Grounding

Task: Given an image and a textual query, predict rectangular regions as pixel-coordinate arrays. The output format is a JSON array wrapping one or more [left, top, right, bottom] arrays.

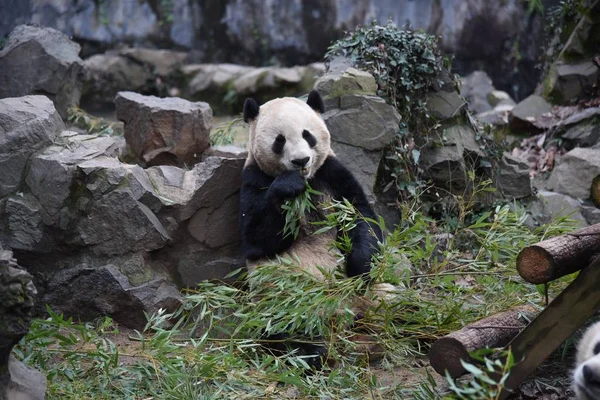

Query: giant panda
[[573, 321, 600, 399], [239, 90, 387, 366]]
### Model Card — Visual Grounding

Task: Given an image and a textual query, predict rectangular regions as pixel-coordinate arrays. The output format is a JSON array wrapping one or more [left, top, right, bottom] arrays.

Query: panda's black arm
[[314, 157, 383, 277], [240, 165, 297, 260]]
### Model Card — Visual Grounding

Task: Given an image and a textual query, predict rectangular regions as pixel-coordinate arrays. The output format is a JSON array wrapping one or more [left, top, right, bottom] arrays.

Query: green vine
[[326, 22, 452, 201]]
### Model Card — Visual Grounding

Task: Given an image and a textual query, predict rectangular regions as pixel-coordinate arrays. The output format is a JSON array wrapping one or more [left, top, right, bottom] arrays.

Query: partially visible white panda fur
[[573, 321, 600, 399]]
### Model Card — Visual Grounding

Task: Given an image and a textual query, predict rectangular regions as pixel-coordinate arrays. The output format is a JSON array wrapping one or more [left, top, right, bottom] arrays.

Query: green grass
[[14, 184, 577, 399]]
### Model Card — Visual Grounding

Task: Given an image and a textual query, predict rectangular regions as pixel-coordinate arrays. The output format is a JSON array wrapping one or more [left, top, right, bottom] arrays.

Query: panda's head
[[574, 321, 600, 399], [243, 90, 333, 179]]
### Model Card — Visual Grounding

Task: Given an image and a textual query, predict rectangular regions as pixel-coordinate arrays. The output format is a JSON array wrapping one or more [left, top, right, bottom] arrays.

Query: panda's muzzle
[[291, 157, 310, 168]]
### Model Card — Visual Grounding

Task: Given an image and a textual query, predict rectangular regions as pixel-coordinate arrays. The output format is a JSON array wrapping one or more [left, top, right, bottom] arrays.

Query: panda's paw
[[346, 245, 375, 277], [269, 171, 307, 200]]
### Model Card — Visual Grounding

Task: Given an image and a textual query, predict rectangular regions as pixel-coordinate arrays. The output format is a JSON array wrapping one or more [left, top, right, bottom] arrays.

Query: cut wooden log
[[592, 174, 600, 208], [516, 223, 600, 284], [429, 306, 538, 378], [499, 255, 600, 399]]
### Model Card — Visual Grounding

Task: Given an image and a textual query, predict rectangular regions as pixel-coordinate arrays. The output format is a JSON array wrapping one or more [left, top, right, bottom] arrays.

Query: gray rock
[[460, 71, 494, 114], [475, 103, 514, 126], [2, 355, 47, 400], [323, 94, 400, 151], [188, 194, 240, 249], [25, 132, 123, 221], [149, 155, 246, 286], [115, 92, 212, 167], [317, 84, 400, 203], [315, 68, 378, 98], [119, 47, 188, 77], [487, 90, 515, 107], [72, 189, 169, 256], [0, 96, 64, 198], [148, 155, 245, 222], [546, 148, 600, 200], [177, 254, 242, 287], [496, 153, 532, 199], [186, 64, 254, 95], [232, 67, 302, 94], [546, 61, 600, 104], [330, 142, 384, 204], [529, 190, 587, 227], [420, 123, 484, 193], [510, 95, 553, 131], [0, 25, 84, 119], [581, 205, 600, 225], [562, 107, 600, 127], [4, 194, 45, 252], [425, 90, 467, 120], [82, 47, 189, 105], [82, 52, 153, 106], [43, 263, 181, 330], [562, 117, 600, 148]]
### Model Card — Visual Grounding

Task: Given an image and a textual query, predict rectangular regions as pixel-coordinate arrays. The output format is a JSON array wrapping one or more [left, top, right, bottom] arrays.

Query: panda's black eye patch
[[272, 134, 286, 154], [594, 342, 600, 355], [302, 130, 317, 148]]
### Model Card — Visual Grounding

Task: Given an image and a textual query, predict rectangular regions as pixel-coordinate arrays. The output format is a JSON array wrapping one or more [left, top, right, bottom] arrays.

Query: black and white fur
[[240, 90, 383, 279], [574, 321, 600, 399], [239, 91, 387, 367]]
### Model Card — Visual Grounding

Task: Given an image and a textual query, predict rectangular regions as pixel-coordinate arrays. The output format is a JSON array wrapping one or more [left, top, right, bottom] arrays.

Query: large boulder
[[42, 258, 181, 330], [149, 154, 247, 287], [316, 68, 401, 203], [0, 25, 84, 119], [25, 131, 123, 223], [72, 189, 170, 256], [0, 96, 65, 199], [546, 148, 600, 200], [0, 243, 46, 400], [115, 92, 212, 167]]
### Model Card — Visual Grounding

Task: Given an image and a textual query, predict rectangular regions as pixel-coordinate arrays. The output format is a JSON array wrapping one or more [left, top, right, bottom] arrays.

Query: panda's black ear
[[243, 98, 259, 122], [307, 90, 325, 114]]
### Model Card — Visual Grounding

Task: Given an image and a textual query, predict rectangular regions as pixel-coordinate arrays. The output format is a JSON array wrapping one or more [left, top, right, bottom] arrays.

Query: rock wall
[[0, 0, 556, 100], [0, 94, 246, 330]]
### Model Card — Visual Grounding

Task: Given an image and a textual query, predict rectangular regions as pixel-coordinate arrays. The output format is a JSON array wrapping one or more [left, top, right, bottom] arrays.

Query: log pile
[[430, 222, 600, 390]]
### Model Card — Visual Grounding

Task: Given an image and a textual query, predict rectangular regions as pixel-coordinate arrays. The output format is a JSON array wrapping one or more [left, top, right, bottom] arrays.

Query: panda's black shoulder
[[313, 156, 360, 194], [243, 163, 272, 183]]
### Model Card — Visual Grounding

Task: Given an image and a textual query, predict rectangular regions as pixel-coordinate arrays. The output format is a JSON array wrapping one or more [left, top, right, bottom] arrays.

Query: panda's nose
[[292, 157, 310, 167], [584, 365, 600, 387]]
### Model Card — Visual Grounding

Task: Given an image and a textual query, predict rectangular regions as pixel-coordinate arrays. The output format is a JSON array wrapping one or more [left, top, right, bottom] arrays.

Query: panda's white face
[[574, 321, 600, 400], [246, 97, 332, 178]]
